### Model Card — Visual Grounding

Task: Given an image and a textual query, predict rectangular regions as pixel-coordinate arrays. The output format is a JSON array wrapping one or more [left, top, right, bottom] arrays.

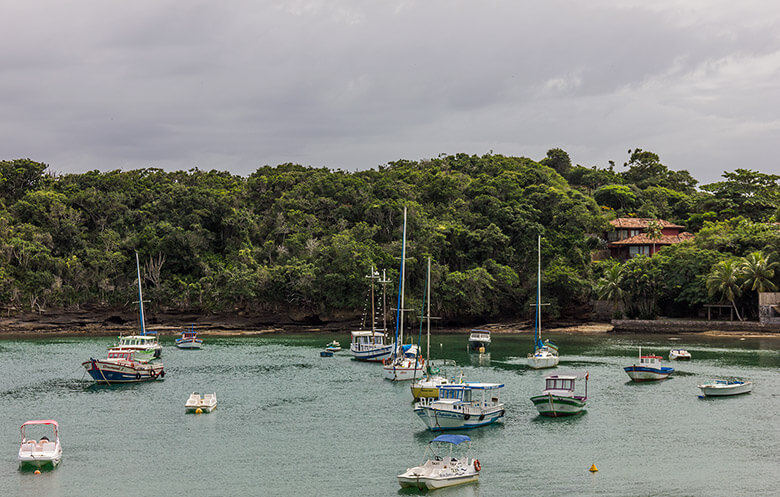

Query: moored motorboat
[[176, 325, 202, 349], [414, 382, 505, 431], [624, 347, 673, 382], [397, 434, 480, 490], [18, 420, 62, 469], [325, 340, 341, 352], [698, 378, 752, 397], [669, 348, 691, 360], [467, 329, 491, 352], [82, 350, 165, 384], [530, 372, 588, 417], [185, 392, 217, 413]]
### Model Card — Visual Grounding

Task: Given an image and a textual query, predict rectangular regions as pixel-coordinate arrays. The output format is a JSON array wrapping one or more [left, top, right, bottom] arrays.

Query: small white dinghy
[[698, 378, 752, 397], [397, 434, 480, 490], [185, 392, 217, 413], [669, 348, 691, 360], [18, 420, 62, 470]]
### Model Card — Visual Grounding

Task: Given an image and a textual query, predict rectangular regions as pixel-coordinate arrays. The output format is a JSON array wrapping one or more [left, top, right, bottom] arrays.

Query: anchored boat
[[18, 420, 62, 470], [350, 267, 394, 362], [669, 348, 691, 360], [185, 392, 217, 412], [698, 378, 752, 397], [414, 382, 505, 431], [527, 236, 559, 369], [467, 329, 491, 352], [530, 372, 588, 417], [176, 325, 203, 349], [397, 434, 480, 490], [624, 347, 673, 382], [82, 349, 165, 384]]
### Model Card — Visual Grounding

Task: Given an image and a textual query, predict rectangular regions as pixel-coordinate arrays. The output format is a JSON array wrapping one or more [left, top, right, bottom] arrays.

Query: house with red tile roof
[[606, 218, 694, 260]]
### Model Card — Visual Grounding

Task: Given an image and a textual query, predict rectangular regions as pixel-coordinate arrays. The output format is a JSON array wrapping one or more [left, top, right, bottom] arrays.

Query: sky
[[3, 0, 780, 185]]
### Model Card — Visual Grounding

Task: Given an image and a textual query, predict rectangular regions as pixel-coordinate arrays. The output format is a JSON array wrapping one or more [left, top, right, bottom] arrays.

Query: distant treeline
[[0, 150, 778, 322]]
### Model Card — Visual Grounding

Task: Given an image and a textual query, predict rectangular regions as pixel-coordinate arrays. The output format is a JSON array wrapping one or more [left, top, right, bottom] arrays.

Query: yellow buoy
[[478, 346, 485, 353], [589, 464, 598, 473], [195, 408, 203, 414], [34, 470, 41, 475]]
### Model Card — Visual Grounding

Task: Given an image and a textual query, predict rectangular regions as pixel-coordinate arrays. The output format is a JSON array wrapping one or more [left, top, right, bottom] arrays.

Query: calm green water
[[0, 332, 778, 496]]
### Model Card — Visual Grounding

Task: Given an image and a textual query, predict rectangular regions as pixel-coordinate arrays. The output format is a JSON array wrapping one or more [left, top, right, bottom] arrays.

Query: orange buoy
[[34, 470, 41, 475], [589, 464, 598, 472]]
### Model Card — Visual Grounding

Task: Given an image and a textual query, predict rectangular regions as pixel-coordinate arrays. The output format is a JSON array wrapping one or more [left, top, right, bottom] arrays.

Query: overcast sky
[[3, 1, 780, 185]]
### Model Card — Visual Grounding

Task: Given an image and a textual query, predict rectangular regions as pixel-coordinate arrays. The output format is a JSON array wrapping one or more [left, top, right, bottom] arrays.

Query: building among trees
[[605, 218, 693, 260]]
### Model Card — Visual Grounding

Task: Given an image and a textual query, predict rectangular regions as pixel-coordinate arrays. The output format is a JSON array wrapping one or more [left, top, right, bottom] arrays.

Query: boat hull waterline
[[83, 358, 165, 384], [624, 366, 673, 382], [414, 406, 505, 431], [530, 393, 586, 417]]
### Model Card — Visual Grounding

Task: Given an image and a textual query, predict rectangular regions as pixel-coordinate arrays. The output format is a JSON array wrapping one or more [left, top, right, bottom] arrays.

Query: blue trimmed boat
[[624, 347, 673, 382], [82, 349, 165, 384], [176, 325, 202, 349], [350, 266, 394, 362], [414, 382, 505, 431], [397, 435, 480, 490]]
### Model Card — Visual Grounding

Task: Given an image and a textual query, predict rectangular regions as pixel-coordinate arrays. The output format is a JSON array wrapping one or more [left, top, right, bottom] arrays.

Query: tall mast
[[426, 256, 431, 366], [135, 252, 146, 335], [537, 234, 541, 344], [380, 269, 390, 332], [369, 266, 376, 333], [399, 207, 407, 347]]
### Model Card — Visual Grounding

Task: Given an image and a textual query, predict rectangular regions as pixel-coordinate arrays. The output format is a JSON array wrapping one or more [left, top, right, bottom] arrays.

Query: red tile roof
[[608, 232, 694, 246], [609, 218, 684, 229]]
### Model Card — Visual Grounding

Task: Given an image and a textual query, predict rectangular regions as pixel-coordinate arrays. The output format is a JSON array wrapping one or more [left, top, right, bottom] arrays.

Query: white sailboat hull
[[414, 404, 504, 430], [383, 361, 424, 381], [527, 353, 559, 369]]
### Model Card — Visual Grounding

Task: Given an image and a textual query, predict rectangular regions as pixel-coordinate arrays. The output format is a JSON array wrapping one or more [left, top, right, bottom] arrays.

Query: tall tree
[[706, 259, 744, 321]]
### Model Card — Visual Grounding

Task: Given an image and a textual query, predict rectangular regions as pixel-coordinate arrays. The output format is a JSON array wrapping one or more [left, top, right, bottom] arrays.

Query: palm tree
[[595, 263, 623, 317], [706, 259, 744, 321], [645, 220, 663, 256], [740, 251, 778, 293]]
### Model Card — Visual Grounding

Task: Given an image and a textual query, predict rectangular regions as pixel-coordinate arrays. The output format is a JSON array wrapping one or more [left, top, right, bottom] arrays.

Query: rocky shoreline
[[1, 308, 779, 339]]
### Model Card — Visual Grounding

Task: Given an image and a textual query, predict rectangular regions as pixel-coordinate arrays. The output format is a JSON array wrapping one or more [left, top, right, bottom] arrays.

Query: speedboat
[[325, 340, 341, 352], [82, 349, 165, 384], [18, 420, 62, 469], [698, 378, 752, 397], [467, 329, 491, 352], [185, 392, 217, 413], [530, 372, 588, 417], [414, 382, 505, 431], [624, 347, 673, 382], [669, 348, 691, 360], [176, 326, 202, 349], [397, 434, 480, 490]]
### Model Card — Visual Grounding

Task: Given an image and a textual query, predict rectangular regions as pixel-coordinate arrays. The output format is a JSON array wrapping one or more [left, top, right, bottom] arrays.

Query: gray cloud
[[2, 1, 779, 184]]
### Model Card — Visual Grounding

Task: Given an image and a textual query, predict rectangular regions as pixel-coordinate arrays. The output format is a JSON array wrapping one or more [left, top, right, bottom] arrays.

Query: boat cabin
[[118, 335, 158, 347], [350, 330, 386, 350], [639, 355, 663, 366], [437, 383, 503, 406], [107, 350, 135, 361], [542, 372, 588, 399], [468, 330, 491, 342]]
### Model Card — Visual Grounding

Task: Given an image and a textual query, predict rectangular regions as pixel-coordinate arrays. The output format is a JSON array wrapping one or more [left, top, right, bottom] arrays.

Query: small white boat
[[325, 340, 341, 352], [397, 434, 480, 490], [18, 420, 62, 469], [185, 392, 217, 413], [698, 379, 752, 397], [669, 348, 691, 360], [414, 382, 505, 431], [624, 347, 673, 382], [530, 372, 588, 417], [467, 329, 491, 351], [382, 348, 424, 381], [176, 326, 203, 349]]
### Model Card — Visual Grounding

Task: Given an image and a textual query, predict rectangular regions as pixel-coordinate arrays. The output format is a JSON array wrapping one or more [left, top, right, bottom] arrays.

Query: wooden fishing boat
[[530, 372, 588, 417]]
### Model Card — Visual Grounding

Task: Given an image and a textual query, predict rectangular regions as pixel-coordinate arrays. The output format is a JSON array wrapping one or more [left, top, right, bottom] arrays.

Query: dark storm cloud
[[2, 1, 779, 183]]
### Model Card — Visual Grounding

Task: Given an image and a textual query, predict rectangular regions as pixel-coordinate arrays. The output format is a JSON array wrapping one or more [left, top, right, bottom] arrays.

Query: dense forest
[[0, 150, 778, 324]]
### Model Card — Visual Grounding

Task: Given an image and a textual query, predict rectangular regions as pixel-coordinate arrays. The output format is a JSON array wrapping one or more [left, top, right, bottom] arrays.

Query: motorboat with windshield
[[397, 434, 480, 490]]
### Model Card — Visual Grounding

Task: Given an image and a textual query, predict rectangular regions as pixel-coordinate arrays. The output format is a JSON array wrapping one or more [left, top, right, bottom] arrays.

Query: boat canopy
[[431, 434, 471, 445], [470, 329, 491, 334], [21, 420, 58, 428], [440, 382, 504, 390], [546, 371, 588, 380]]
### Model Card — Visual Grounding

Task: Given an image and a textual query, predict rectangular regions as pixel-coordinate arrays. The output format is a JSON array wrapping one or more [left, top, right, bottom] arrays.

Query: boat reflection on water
[[468, 351, 490, 367]]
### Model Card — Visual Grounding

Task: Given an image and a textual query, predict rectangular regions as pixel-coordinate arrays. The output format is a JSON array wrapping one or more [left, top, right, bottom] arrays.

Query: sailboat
[[108, 252, 162, 361], [411, 257, 456, 400], [383, 207, 424, 381], [350, 266, 394, 361], [527, 236, 559, 369]]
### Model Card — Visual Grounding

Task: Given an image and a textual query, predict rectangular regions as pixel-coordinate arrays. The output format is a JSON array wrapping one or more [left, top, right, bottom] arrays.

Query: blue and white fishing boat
[[350, 267, 394, 362], [382, 207, 424, 381], [414, 382, 505, 430], [624, 347, 673, 382], [397, 434, 481, 490], [109, 253, 162, 360], [82, 349, 165, 384], [527, 236, 559, 369], [176, 325, 202, 349]]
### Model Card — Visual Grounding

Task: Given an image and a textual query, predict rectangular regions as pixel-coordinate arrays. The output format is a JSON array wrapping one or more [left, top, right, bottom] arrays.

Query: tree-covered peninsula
[[1, 151, 778, 325]]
